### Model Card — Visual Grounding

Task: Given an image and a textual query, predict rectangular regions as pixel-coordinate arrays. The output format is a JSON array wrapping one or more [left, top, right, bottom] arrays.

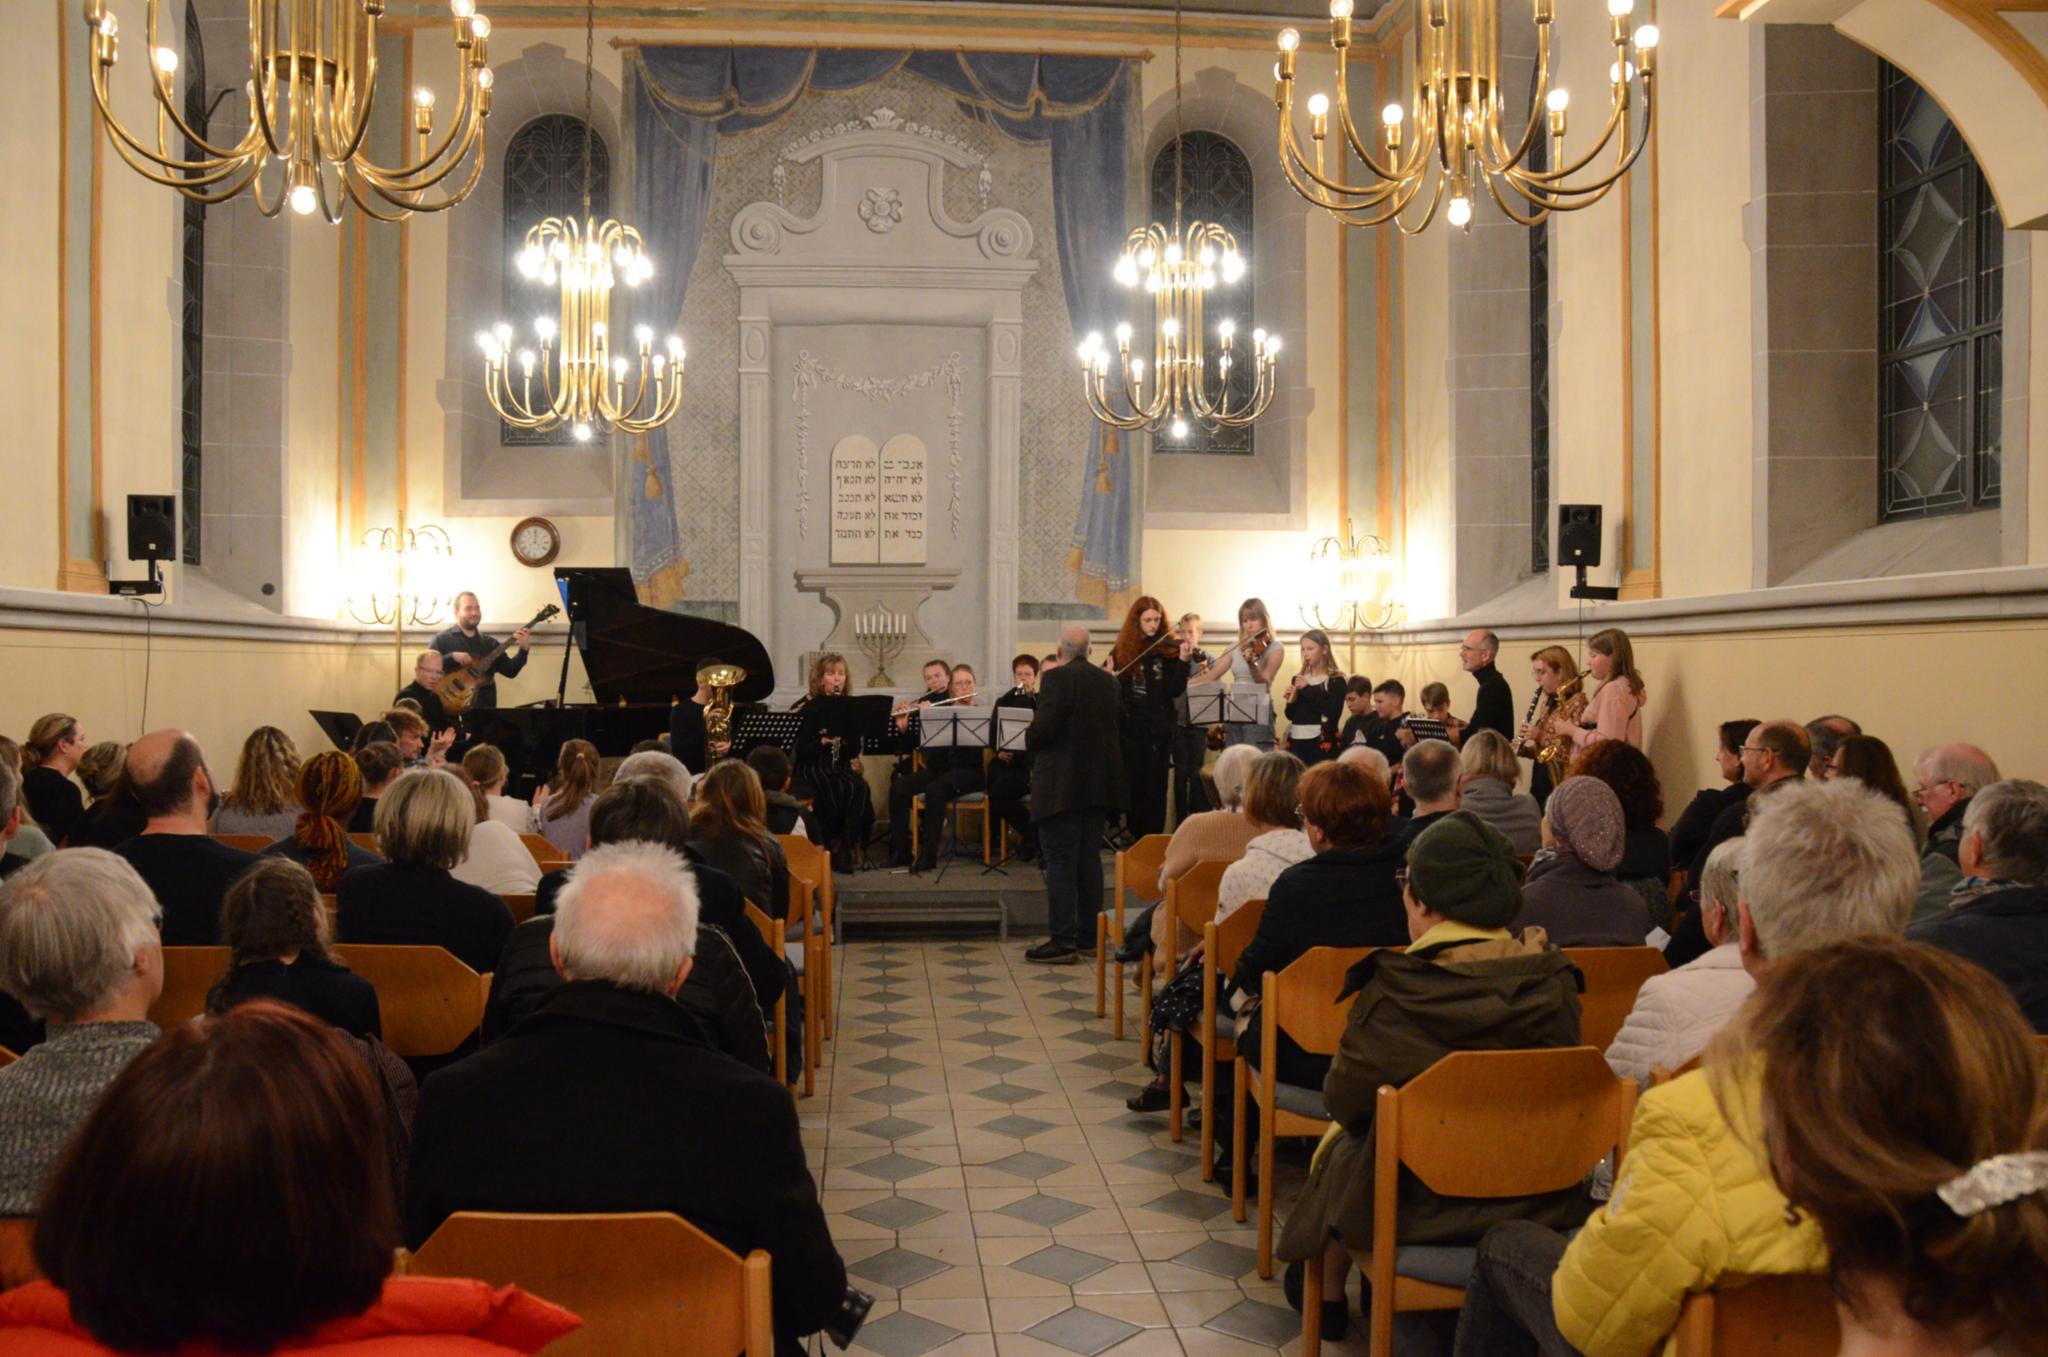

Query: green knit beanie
[[1405, 810, 1524, 928]]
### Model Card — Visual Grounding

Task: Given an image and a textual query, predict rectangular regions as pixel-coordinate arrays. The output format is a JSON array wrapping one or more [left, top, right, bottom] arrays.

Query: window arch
[[1879, 61, 2002, 520], [501, 114, 611, 447], [1149, 130, 1255, 456]]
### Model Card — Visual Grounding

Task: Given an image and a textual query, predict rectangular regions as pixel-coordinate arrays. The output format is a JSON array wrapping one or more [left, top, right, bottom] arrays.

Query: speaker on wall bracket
[[109, 494, 174, 598], [1558, 503, 1619, 601]]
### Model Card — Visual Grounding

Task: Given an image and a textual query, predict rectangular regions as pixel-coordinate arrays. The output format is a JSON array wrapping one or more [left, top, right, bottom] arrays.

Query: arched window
[[1150, 130, 1255, 456], [1879, 61, 2002, 520], [501, 114, 610, 447]]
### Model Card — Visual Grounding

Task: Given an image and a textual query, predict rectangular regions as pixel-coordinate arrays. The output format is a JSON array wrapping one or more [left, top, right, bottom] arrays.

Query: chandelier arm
[[1283, 85, 1432, 198], [1478, 22, 1553, 178], [1391, 169, 1447, 236], [94, 110, 255, 192], [354, 70, 484, 185], [128, 23, 246, 165], [1500, 93, 1649, 202], [337, 170, 415, 223], [1519, 78, 1641, 184], [353, 120, 488, 202], [89, 68, 256, 180], [250, 43, 292, 162], [1278, 129, 1405, 210], [1480, 170, 1552, 227], [1326, 68, 1435, 187]]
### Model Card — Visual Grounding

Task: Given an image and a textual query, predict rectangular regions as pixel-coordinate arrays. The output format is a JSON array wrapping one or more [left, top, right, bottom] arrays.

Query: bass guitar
[[437, 603, 559, 714]]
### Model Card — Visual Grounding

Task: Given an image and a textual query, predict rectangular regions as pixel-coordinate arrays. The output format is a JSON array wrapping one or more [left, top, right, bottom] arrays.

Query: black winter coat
[[1909, 885, 2048, 1033], [534, 854, 785, 1008], [1231, 838, 1410, 1001]]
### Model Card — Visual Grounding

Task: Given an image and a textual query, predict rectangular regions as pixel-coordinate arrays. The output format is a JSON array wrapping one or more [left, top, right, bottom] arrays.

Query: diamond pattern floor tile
[[848, 1246, 951, 1290], [1123, 1147, 1199, 1174], [996, 1193, 1093, 1226], [1204, 1298, 1303, 1346], [852, 1153, 940, 1184], [851, 1116, 932, 1142], [981, 1114, 1057, 1139], [847, 1196, 945, 1230], [1144, 1188, 1231, 1222], [1023, 1306, 1144, 1356], [987, 1150, 1072, 1180], [964, 1054, 1028, 1076], [855, 1085, 927, 1108], [1173, 1239, 1259, 1280], [852, 1310, 962, 1357], [857, 1056, 924, 1077], [1012, 1243, 1116, 1285], [958, 1030, 1017, 1047], [972, 1083, 1040, 1105]]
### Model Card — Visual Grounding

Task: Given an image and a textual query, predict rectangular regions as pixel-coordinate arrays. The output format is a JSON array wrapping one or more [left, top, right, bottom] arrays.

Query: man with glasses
[[1909, 743, 2001, 921], [1456, 630, 1515, 749], [1667, 721, 1810, 965]]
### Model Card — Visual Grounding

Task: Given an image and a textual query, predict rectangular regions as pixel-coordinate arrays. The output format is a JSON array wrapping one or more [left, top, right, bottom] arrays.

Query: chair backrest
[[1207, 898, 1268, 978], [402, 1210, 773, 1357], [1378, 1047, 1637, 1202], [1268, 946, 1380, 1058], [1566, 946, 1671, 1052], [1163, 858, 1231, 955], [778, 835, 828, 887], [1670, 1275, 1840, 1357], [521, 833, 569, 865], [0, 1216, 37, 1289], [541, 859, 572, 876], [1116, 833, 1176, 905], [502, 893, 537, 924], [330, 945, 486, 1057], [150, 946, 234, 1027], [787, 872, 816, 930], [1646, 1052, 1703, 1089], [350, 831, 378, 851], [212, 833, 272, 853], [742, 901, 784, 961], [0, 1046, 15, 1070]]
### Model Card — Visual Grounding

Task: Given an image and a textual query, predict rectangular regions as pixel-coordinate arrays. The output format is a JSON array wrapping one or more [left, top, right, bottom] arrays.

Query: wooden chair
[[212, 833, 272, 852], [1147, 859, 1229, 1059], [400, 1211, 773, 1357], [1566, 946, 1671, 1052], [785, 874, 823, 1096], [1646, 1051, 1703, 1089], [1235, 945, 1379, 1277], [1163, 875, 1242, 1146], [329, 945, 487, 1058], [501, 893, 537, 924], [1669, 1275, 1839, 1357], [909, 786, 992, 868], [540, 859, 572, 876], [350, 831, 378, 851], [1303, 1046, 1638, 1357], [1098, 833, 1173, 1038], [744, 901, 789, 1091], [0, 1046, 16, 1070], [0, 1216, 37, 1289], [149, 946, 233, 1027], [777, 835, 834, 1040], [521, 833, 569, 866], [1182, 898, 1266, 1177]]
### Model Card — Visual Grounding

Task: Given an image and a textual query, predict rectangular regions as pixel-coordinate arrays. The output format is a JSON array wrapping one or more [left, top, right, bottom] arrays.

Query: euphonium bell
[[697, 661, 747, 755]]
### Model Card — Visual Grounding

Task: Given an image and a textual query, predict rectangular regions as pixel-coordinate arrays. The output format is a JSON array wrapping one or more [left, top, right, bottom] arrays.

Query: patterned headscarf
[[1548, 775, 1626, 873], [294, 751, 362, 889]]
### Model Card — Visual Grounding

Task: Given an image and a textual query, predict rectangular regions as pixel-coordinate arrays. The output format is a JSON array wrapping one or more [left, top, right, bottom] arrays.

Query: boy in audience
[[747, 746, 821, 843], [114, 730, 258, 945]]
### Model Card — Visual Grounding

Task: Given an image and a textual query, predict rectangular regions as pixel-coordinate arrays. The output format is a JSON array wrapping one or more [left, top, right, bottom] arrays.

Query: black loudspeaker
[[126, 494, 177, 562], [1557, 504, 1603, 567]]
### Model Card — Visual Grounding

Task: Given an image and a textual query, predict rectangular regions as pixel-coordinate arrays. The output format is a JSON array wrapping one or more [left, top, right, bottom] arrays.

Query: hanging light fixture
[[478, 0, 682, 441], [1075, 0, 1277, 441], [1274, 0, 1658, 233], [82, 0, 493, 221]]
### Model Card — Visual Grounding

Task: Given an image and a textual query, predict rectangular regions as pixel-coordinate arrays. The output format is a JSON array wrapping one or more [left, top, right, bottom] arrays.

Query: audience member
[[78, 740, 124, 795], [1457, 729, 1541, 855], [1911, 742, 2001, 921], [1804, 712, 1862, 779], [748, 746, 819, 843], [1336, 742, 1391, 791], [445, 768, 541, 897], [206, 858, 380, 1039], [1568, 742, 1669, 882], [20, 714, 87, 847], [1453, 777, 1918, 1357], [614, 748, 695, 804], [534, 738, 601, 861], [405, 842, 847, 1349], [263, 749, 381, 888], [63, 741, 141, 850], [348, 741, 406, 834], [1396, 738, 1463, 840], [1668, 720, 1809, 964], [1740, 938, 2048, 1357], [393, 650, 459, 740], [1215, 751, 1309, 923], [0, 737, 56, 864], [335, 770, 512, 975], [114, 730, 257, 945], [1604, 840, 1752, 1084], [1911, 778, 2048, 1030], [1517, 776, 1647, 947], [461, 743, 536, 833], [382, 705, 452, 768], [0, 760, 26, 886], [1828, 734, 1917, 829], [208, 726, 303, 839], [1667, 718, 1758, 871], [688, 760, 791, 925], [0, 849, 163, 1215], [350, 720, 398, 754], [1128, 743, 1261, 970], [1277, 812, 1585, 1342], [0, 1001, 577, 1355]]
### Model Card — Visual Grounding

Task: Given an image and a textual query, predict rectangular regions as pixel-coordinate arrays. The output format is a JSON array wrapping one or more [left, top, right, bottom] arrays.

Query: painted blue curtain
[[625, 47, 1136, 614]]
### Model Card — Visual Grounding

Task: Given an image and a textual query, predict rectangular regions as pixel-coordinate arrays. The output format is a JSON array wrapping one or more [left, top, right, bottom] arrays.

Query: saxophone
[[1535, 674, 1588, 780]]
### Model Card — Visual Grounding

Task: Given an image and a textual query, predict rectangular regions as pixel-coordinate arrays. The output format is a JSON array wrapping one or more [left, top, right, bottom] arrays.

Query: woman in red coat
[[0, 1001, 577, 1356]]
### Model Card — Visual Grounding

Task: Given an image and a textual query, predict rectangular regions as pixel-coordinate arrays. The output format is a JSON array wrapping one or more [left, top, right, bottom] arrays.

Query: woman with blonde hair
[[1519, 645, 1581, 807], [335, 769, 512, 974], [1459, 729, 1541, 855], [65, 742, 143, 850], [20, 713, 87, 845], [1554, 627, 1646, 754], [261, 750, 381, 890], [1192, 598, 1285, 751], [790, 651, 872, 872], [533, 739, 601, 861], [1280, 629, 1347, 766], [211, 726, 304, 839], [461, 743, 536, 833], [688, 760, 790, 924], [1127, 743, 1265, 972]]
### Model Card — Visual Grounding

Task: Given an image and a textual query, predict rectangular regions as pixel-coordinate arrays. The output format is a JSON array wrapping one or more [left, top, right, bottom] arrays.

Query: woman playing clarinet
[[1279, 629, 1346, 765], [790, 652, 875, 873], [1110, 596, 1189, 839]]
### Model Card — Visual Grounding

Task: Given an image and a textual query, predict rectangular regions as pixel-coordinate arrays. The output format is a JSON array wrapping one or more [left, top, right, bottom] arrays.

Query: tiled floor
[[810, 938, 1373, 1357]]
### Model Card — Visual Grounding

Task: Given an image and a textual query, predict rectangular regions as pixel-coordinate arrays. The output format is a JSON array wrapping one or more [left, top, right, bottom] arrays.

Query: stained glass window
[[501, 115, 610, 447], [1149, 131, 1255, 456], [179, 0, 204, 564], [1879, 62, 2001, 520]]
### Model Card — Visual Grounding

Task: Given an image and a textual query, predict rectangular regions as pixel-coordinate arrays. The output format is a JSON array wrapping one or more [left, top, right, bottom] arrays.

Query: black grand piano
[[458, 567, 774, 797]]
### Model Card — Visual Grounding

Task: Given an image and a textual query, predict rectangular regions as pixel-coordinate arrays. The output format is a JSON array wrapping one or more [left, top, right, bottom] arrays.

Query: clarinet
[[1517, 686, 1550, 758]]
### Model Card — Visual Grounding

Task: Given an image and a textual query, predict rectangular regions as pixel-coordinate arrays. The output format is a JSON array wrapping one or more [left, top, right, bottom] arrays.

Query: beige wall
[[0, 2, 62, 590]]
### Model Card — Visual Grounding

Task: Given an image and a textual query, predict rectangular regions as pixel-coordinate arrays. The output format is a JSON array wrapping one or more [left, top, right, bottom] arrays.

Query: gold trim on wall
[[58, 0, 108, 595], [1619, 92, 1661, 601]]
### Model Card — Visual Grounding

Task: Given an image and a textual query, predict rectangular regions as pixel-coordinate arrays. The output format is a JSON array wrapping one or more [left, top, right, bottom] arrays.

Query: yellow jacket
[[1552, 1061, 1826, 1357]]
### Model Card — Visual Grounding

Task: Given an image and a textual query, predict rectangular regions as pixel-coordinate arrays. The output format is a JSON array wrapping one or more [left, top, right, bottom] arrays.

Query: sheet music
[[920, 707, 991, 748], [994, 707, 1032, 752]]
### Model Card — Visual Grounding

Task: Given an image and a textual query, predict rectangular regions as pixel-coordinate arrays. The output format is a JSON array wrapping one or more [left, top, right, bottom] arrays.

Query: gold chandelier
[[83, 0, 494, 222], [1274, 0, 1658, 233], [478, 0, 683, 441], [1075, 0, 1277, 441]]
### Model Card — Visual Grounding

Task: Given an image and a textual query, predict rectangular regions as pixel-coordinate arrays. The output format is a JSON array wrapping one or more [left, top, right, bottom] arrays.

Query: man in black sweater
[[1455, 629, 1515, 747], [406, 839, 847, 1352], [114, 730, 258, 945]]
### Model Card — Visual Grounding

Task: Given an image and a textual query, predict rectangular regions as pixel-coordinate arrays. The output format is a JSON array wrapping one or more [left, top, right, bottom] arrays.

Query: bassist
[[430, 591, 535, 712]]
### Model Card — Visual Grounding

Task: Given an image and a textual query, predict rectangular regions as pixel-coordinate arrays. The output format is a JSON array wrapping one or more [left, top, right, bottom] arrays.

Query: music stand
[[1405, 716, 1451, 744], [309, 710, 364, 752], [796, 695, 896, 762], [731, 709, 804, 760], [919, 707, 991, 751], [994, 707, 1032, 752], [1186, 689, 1273, 727]]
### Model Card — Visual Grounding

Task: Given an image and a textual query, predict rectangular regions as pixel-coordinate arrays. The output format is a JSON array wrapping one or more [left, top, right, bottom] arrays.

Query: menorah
[[854, 608, 909, 688]]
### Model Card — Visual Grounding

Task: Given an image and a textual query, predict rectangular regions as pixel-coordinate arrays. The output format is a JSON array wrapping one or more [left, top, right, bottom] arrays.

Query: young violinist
[[1190, 597, 1283, 750], [1110, 596, 1190, 838], [789, 652, 875, 872], [1170, 613, 1215, 818], [1279, 629, 1347, 765]]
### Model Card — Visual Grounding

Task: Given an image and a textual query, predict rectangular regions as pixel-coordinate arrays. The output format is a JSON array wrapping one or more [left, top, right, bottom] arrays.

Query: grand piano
[[459, 567, 774, 797]]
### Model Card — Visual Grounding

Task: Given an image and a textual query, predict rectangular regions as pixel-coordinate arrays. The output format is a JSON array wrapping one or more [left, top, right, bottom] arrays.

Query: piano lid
[[554, 567, 774, 705]]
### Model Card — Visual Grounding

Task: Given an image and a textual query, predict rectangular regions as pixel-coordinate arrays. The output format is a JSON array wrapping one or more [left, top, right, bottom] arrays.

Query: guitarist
[[430, 591, 534, 712]]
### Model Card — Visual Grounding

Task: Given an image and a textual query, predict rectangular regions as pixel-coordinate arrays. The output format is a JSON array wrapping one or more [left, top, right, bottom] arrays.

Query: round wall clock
[[510, 516, 562, 568]]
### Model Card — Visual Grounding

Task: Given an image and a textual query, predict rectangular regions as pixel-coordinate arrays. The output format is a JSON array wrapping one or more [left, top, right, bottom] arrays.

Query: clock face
[[510, 518, 559, 567]]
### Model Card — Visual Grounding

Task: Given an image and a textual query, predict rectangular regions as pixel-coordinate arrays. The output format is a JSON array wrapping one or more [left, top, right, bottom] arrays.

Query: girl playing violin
[[1110, 596, 1190, 838], [1191, 597, 1284, 751]]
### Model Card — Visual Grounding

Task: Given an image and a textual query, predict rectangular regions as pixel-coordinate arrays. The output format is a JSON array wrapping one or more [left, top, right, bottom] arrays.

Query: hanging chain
[[1172, 0, 1183, 233], [581, 0, 595, 217]]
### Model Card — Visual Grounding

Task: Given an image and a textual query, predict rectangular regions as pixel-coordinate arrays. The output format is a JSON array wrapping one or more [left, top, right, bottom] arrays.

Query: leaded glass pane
[[1149, 131, 1255, 456], [501, 115, 610, 447]]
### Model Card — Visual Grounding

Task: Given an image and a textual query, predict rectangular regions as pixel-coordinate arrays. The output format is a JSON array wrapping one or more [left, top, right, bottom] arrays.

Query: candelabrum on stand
[[347, 523, 455, 689], [854, 608, 908, 689], [1302, 519, 1398, 675]]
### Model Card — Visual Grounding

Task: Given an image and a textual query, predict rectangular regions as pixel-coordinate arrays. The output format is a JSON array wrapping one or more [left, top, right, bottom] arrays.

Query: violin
[[1240, 625, 1274, 664], [1111, 625, 1183, 678]]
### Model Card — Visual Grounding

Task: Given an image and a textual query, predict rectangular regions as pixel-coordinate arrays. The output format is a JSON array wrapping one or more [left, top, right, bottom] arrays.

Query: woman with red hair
[[1109, 595, 1190, 837]]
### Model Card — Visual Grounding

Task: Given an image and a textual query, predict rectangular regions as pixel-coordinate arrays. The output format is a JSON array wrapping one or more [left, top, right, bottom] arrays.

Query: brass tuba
[[697, 661, 747, 755], [1535, 673, 1587, 780]]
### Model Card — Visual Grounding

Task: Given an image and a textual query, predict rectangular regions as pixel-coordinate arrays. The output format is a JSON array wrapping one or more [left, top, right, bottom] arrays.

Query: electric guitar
[[436, 603, 559, 715]]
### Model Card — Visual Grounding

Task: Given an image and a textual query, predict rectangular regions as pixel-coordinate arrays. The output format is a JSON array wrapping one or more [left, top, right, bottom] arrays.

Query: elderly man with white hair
[[1910, 742, 2002, 920], [404, 840, 848, 1351], [1910, 778, 2048, 1032], [0, 848, 165, 1214], [615, 747, 695, 804]]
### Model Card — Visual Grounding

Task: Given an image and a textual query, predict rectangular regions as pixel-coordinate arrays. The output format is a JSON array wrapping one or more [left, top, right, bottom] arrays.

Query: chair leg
[[1369, 1253, 1394, 1357], [1231, 1060, 1249, 1223], [1303, 1251, 1324, 1357], [1113, 937, 1126, 1040], [1095, 914, 1108, 1017], [1257, 1098, 1279, 1277], [1139, 963, 1154, 1056], [802, 973, 817, 1098], [1199, 1039, 1217, 1181], [1168, 1033, 1184, 1143]]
